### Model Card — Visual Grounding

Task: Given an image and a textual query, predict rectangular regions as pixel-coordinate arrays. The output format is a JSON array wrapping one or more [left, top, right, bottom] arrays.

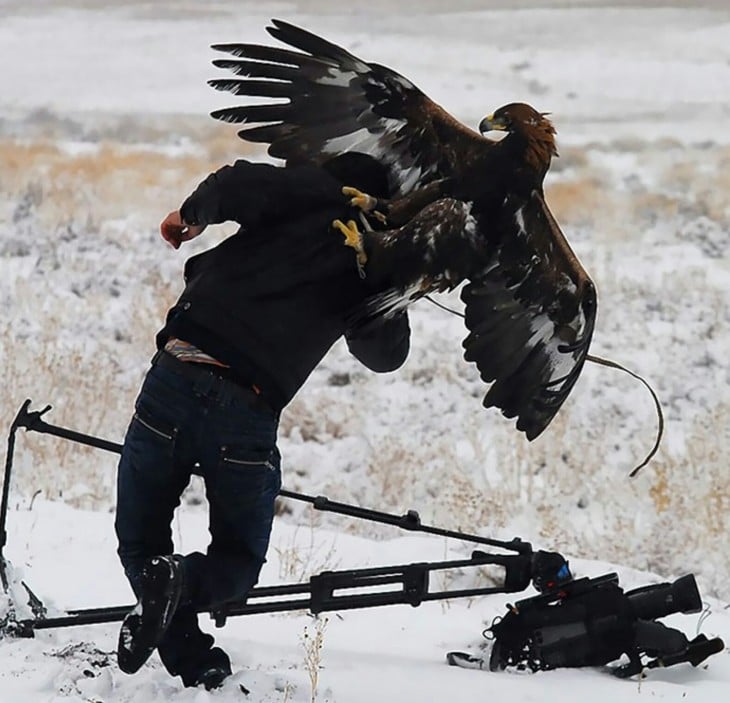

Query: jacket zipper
[[134, 413, 175, 442]]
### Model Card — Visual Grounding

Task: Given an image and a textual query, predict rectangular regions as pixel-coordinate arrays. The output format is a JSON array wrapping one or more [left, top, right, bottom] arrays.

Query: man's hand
[[160, 211, 206, 249]]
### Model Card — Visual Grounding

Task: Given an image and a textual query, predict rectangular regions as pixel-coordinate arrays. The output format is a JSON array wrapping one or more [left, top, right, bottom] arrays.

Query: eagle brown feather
[[207, 20, 597, 440]]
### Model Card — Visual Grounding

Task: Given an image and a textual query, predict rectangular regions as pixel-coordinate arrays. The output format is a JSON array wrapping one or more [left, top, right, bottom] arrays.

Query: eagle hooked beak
[[479, 114, 508, 135]]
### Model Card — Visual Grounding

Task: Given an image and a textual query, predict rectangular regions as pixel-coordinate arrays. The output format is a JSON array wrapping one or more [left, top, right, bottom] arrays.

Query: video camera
[[486, 552, 724, 677]]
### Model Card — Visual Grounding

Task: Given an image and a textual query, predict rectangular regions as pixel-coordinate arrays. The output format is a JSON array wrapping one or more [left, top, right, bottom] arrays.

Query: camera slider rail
[[7, 550, 532, 638], [0, 399, 539, 637]]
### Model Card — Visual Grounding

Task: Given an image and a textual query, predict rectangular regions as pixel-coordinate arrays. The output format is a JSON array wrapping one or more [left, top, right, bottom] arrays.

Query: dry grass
[[0, 135, 259, 226], [547, 142, 730, 239], [546, 176, 608, 225], [301, 616, 329, 703], [358, 397, 730, 598], [2, 128, 728, 598], [274, 520, 342, 583], [0, 131, 250, 507], [1, 130, 259, 505]]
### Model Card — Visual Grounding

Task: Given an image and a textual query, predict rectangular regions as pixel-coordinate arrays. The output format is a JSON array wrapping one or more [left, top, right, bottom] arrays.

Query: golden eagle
[[207, 20, 597, 441]]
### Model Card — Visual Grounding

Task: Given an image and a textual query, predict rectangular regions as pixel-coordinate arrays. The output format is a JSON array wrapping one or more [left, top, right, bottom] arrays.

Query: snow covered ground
[[0, 501, 730, 703], [1, 1, 729, 701], [2, 500, 730, 703]]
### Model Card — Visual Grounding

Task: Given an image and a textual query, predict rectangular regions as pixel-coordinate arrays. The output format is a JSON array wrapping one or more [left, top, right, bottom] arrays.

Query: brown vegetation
[[2, 131, 728, 597]]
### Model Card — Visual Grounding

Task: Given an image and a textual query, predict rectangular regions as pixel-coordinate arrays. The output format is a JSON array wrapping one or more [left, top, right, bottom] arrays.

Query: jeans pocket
[[130, 402, 178, 461], [215, 444, 280, 504], [220, 444, 277, 471]]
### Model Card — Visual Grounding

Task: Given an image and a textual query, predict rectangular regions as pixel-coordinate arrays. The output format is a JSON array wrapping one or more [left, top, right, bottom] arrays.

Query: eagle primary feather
[[209, 19, 491, 196]]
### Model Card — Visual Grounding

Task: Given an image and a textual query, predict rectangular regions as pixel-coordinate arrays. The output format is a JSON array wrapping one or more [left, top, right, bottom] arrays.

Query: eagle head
[[479, 103, 558, 173]]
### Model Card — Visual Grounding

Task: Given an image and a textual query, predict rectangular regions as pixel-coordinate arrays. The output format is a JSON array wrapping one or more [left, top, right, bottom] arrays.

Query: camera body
[[489, 572, 705, 674]]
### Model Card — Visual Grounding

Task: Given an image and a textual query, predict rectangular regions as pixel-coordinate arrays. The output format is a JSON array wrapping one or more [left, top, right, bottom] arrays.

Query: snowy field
[[1, 1, 729, 701]]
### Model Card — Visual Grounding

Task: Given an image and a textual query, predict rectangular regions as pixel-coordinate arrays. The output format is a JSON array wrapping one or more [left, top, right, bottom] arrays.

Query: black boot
[[192, 647, 232, 690], [117, 555, 184, 674], [157, 605, 232, 689]]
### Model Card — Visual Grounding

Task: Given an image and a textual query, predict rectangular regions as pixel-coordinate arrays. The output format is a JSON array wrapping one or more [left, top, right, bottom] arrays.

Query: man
[[115, 154, 410, 689]]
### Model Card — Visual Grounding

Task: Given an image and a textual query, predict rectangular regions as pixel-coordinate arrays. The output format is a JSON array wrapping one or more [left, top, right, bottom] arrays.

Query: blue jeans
[[115, 355, 281, 680]]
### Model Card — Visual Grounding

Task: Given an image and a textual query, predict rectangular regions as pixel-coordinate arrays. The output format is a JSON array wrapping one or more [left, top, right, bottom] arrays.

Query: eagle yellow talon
[[342, 186, 387, 224], [342, 186, 375, 211], [333, 218, 368, 276]]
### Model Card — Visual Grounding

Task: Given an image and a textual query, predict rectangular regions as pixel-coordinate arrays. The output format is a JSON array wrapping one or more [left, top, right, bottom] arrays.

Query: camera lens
[[625, 574, 701, 620]]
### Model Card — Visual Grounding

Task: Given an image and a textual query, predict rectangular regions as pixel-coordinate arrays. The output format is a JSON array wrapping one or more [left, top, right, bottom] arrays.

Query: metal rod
[[278, 489, 530, 552], [9, 400, 530, 553], [0, 400, 33, 591], [13, 404, 122, 455]]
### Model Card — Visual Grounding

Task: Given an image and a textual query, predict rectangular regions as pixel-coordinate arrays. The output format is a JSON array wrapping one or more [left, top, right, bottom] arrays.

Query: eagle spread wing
[[461, 192, 596, 440], [347, 189, 595, 440], [209, 19, 489, 195]]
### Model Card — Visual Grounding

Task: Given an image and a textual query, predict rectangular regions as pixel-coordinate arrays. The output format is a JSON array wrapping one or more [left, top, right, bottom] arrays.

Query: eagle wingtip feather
[[211, 43, 242, 56], [267, 19, 299, 43]]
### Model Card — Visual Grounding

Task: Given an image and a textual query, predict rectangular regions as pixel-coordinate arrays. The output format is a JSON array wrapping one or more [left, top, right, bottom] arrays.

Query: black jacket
[[157, 157, 410, 411]]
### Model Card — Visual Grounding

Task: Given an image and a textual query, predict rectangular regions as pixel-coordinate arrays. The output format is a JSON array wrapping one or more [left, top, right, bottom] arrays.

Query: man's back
[[157, 158, 411, 410]]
